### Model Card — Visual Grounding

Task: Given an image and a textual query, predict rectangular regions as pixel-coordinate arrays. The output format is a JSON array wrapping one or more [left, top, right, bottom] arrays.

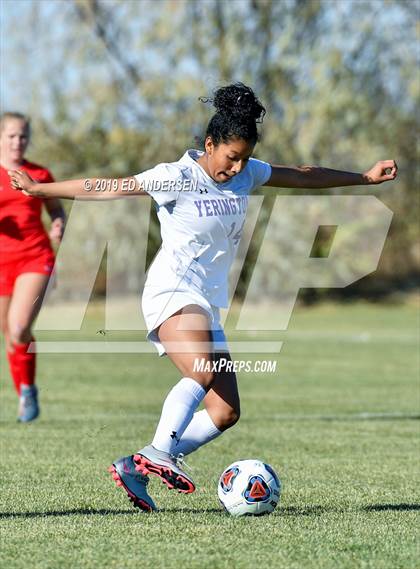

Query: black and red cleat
[[109, 455, 157, 512], [133, 445, 195, 494]]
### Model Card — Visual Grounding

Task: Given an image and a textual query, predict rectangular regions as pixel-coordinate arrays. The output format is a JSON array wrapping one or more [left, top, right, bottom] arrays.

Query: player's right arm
[[8, 170, 147, 200]]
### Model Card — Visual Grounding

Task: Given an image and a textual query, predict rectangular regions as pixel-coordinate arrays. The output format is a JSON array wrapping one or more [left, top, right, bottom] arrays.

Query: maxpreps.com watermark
[[193, 358, 277, 374], [83, 178, 203, 193]]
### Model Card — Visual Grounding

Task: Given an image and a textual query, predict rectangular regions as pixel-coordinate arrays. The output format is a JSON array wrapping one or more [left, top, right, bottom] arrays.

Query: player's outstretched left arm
[[263, 160, 398, 189], [8, 169, 147, 200]]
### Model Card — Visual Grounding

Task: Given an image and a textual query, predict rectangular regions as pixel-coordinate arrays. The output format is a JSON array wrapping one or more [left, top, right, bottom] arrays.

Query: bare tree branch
[[214, 0, 230, 81], [73, 0, 142, 87], [71, 0, 147, 124]]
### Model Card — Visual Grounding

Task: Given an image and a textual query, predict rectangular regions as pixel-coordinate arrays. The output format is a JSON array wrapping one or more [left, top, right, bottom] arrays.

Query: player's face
[[205, 137, 255, 183], [0, 119, 30, 165]]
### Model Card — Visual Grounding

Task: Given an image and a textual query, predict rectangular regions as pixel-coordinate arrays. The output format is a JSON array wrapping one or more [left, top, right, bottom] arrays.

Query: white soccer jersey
[[135, 149, 272, 308]]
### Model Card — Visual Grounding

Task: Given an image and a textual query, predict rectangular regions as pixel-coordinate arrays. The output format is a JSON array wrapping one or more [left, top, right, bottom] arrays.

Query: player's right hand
[[8, 169, 37, 196]]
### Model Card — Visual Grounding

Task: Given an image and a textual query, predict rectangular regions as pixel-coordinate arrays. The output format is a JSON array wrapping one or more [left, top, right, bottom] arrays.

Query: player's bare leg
[[134, 305, 239, 492], [111, 305, 213, 504], [158, 306, 240, 434], [0, 294, 12, 349], [8, 272, 50, 344], [204, 352, 240, 431], [134, 306, 213, 492], [7, 272, 50, 421], [161, 351, 240, 459], [157, 304, 216, 388]]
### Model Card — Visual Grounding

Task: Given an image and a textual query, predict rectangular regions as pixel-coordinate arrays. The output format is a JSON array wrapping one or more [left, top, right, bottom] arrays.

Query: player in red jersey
[[0, 112, 66, 421]]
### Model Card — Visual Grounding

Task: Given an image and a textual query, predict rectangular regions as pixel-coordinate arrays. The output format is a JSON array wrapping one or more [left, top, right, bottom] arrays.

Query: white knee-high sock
[[175, 409, 222, 456], [151, 377, 206, 454]]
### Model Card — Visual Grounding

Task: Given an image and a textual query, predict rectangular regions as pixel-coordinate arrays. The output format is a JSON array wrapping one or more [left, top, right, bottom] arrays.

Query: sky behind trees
[[1, 0, 418, 300]]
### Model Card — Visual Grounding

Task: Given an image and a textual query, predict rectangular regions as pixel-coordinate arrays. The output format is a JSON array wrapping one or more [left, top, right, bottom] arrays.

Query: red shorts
[[0, 248, 55, 296]]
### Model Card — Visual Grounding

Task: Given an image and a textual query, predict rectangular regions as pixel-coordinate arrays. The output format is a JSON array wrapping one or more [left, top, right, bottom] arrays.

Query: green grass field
[[1, 300, 419, 569]]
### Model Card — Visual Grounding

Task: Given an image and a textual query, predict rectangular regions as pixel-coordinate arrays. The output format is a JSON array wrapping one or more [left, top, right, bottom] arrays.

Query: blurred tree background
[[1, 0, 418, 302]]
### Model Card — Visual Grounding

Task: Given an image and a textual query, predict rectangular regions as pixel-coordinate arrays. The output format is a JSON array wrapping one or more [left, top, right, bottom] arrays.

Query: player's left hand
[[363, 160, 398, 184], [49, 218, 65, 244]]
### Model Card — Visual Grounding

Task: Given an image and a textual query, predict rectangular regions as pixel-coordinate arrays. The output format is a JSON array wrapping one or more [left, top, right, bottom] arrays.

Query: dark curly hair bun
[[199, 82, 266, 146], [212, 83, 266, 123]]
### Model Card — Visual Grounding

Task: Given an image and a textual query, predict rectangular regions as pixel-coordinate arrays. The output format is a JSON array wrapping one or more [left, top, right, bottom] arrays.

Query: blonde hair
[[0, 112, 31, 136]]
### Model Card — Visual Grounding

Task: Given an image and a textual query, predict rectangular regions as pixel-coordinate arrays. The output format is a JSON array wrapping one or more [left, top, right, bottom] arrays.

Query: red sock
[[7, 349, 21, 394], [7, 339, 36, 394]]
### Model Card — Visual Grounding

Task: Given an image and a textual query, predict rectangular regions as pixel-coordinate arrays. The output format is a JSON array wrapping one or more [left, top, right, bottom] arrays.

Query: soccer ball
[[218, 459, 281, 517]]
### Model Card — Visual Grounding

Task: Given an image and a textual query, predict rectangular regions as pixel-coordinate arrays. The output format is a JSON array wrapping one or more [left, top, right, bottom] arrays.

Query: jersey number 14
[[227, 221, 245, 246]]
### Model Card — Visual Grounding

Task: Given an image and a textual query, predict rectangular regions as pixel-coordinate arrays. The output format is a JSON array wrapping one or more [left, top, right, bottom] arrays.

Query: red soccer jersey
[[0, 160, 54, 261]]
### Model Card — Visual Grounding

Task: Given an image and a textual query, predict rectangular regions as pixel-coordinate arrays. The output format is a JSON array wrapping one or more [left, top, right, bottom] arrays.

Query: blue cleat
[[109, 455, 157, 512], [18, 385, 39, 423]]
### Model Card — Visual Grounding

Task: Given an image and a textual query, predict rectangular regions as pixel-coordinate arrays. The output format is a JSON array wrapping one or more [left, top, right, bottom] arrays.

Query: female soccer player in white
[[9, 83, 397, 512]]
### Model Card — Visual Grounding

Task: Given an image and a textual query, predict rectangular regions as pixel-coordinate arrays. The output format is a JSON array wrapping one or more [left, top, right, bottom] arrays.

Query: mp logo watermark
[[32, 195, 392, 354]]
